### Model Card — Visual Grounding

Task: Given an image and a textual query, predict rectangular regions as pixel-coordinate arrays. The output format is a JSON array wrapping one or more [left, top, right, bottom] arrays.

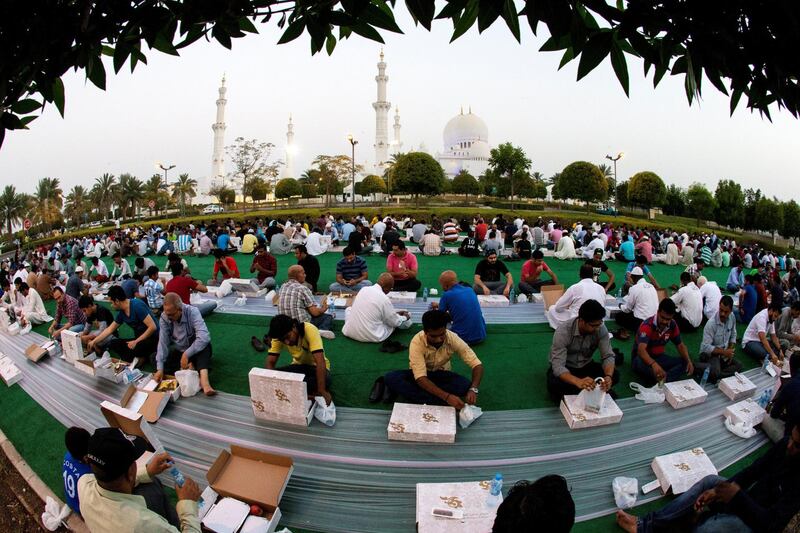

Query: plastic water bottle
[[616, 287, 622, 299], [123, 366, 135, 384], [167, 462, 185, 487], [758, 388, 773, 408], [509, 287, 516, 305], [422, 287, 429, 302], [762, 354, 771, 372], [699, 366, 710, 387], [486, 473, 503, 507]]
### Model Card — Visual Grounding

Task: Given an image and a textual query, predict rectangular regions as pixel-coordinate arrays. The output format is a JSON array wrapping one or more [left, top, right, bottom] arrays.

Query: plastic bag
[[313, 396, 336, 426], [18, 322, 32, 335], [630, 382, 665, 404], [459, 404, 483, 428], [724, 416, 757, 439], [7, 322, 20, 335], [41, 496, 71, 531], [612, 477, 638, 509], [233, 296, 247, 306], [580, 378, 607, 413], [175, 369, 200, 397], [516, 293, 528, 303]]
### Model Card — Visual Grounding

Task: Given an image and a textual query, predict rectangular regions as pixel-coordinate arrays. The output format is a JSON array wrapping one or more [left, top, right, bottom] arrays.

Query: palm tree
[[0, 185, 28, 235], [91, 173, 117, 220], [144, 175, 165, 215], [598, 163, 614, 180], [64, 185, 90, 227], [117, 174, 144, 220], [172, 173, 197, 216], [30, 177, 63, 231]]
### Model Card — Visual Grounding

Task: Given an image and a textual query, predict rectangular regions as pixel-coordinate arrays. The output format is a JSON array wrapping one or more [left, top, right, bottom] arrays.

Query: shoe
[[379, 340, 407, 353], [319, 330, 336, 340], [251, 336, 266, 352], [369, 377, 385, 403], [382, 385, 397, 404], [615, 329, 630, 341]]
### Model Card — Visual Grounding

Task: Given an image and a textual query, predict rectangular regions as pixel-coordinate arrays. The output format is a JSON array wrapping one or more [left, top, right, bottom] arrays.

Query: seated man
[[584, 248, 616, 293], [623, 255, 658, 296], [279, 265, 334, 335], [48, 286, 87, 342], [16, 282, 52, 327], [546, 264, 607, 330], [329, 247, 372, 293], [89, 257, 110, 283], [697, 295, 742, 383], [473, 250, 513, 296], [266, 314, 332, 405], [685, 257, 705, 283], [764, 363, 800, 442], [776, 301, 800, 348], [109, 253, 131, 280], [742, 303, 786, 364], [726, 264, 744, 293], [88, 285, 159, 367], [431, 270, 486, 345], [631, 298, 694, 383], [458, 231, 480, 257], [342, 273, 411, 343], [249, 243, 277, 290], [133, 256, 156, 277], [294, 245, 320, 293], [269, 230, 293, 255], [736, 274, 758, 323], [78, 427, 201, 533], [62, 427, 92, 515], [241, 229, 258, 254], [614, 266, 659, 340], [616, 424, 800, 533], [208, 250, 241, 298], [547, 300, 618, 402], [671, 272, 703, 333], [164, 264, 217, 317], [143, 266, 165, 313], [518, 249, 558, 295], [418, 230, 444, 257], [78, 296, 115, 352], [154, 293, 215, 396], [386, 241, 422, 292], [493, 475, 575, 533], [697, 276, 723, 321], [384, 310, 483, 409]]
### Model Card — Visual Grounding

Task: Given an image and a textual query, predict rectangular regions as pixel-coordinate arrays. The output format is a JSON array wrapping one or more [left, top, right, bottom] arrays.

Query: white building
[[435, 107, 492, 179]]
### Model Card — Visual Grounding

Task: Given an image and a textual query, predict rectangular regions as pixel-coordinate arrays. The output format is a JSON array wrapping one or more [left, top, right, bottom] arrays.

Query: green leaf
[[653, 63, 668, 87], [325, 34, 336, 55], [11, 99, 42, 114], [52, 78, 65, 117], [357, 3, 403, 33], [238, 16, 258, 34], [477, 2, 502, 33], [500, 0, 521, 42], [87, 56, 107, 90], [577, 31, 613, 81], [558, 47, 575, 70], [610, 42, 629, 96], [349, 21, 385, 43], [450, 0, 479, 42], [278, 19, 305, 44], [213, 27, 232, 49], [101, 45, 115, 57], [113, 42, 131, 73], [405, 0, 435, 29], [20, 115, 38, 128], [436, 0, 469, 21], [705, 68, 728, 96], [153, 31, 179, 55], [539, 34, 571, 52]]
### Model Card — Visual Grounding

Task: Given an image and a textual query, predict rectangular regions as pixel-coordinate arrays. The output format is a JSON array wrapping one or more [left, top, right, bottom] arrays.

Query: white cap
[[75, 266, 84, 273], [697, 276, 708, 286], [630, 266, 644, 276]]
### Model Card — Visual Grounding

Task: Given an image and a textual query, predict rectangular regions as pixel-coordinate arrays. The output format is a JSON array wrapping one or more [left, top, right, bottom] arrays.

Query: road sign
[[23, 218, 32, 230], [148, 200, 156, 209]]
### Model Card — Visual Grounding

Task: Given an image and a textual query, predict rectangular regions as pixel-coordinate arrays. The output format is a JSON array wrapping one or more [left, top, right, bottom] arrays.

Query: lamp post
[[604, 152, 624, 214], [158, 163, 176, 190], [347, 134, 358, 211]]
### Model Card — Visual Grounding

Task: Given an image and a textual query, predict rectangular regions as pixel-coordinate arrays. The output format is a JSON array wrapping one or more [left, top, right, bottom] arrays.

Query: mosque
[[200, 50, 492, 201]]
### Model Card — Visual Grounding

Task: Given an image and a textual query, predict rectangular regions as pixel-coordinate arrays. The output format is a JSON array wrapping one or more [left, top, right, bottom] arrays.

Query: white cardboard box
[[142, 377, 181, 402], [94, 357, 130, 383], [651, 447, 718, 495], [664, 379, 708, 409], [718, 373, 757, 401], [119, 385, 170, 423], [388, 403, 456, 443], [248, 368, 314, 427], [227, 278, 266, 298], [724, 398, 766, 427], [100, 400, 163, 452], [61, 329, 84, 363], [0, 310, 11, 331], [416, 481, 501, 533], [73, 353, 98, 376], [560, 393, 623, 429], [476, 295, 509, 308], [387, 291, 418, 304], [0, 355, 22, 386]]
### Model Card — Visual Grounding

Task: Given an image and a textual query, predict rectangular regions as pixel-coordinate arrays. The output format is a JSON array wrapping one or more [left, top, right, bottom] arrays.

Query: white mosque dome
[[469, 140, 491, 160], [443, 110, 489, 148]]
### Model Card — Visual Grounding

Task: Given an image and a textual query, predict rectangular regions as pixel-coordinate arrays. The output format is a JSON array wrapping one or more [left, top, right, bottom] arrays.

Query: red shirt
[[251, 253, 277, 283], [213, 257, 240, 279], [166, 275, 199, 305], [521, 260, 551, 282], [476, 223, 488, 241], [636, 316, 682, 358]]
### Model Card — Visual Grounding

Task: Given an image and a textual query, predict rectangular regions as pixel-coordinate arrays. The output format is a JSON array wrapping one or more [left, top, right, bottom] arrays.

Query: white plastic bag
[[724, 416, 757, 439], [313, 396, 336, 426], [630, 382, 665, 404], [7, 322, 20, 335], [459, 404, 483, 428], [516, 293, 528, 303], [41, 496, 71, 531], [612, 477, 638, 509], [18, 322, 32, 335], [233, 295, 247, 306], [175, 369, 200, 397], [580, 378, 607, 413]]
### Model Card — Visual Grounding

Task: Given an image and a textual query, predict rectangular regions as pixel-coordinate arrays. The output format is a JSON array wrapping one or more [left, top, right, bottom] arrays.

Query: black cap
[[86, 428, 148, 481]]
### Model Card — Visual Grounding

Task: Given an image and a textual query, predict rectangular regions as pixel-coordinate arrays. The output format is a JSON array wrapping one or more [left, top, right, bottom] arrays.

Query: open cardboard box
[[203, 445, 293, 533], [119, 384, 170, 423], [95, 357, 131, 383], [24, 343, 49, 363], [100, 400, 162, 453], [143, 376, 181, 402], [73, 353, 99, 376], [541, 284, 565, 311], [227, 278, 266, 298], [61, 329, 84, 363], [326, 292, 353, 308]]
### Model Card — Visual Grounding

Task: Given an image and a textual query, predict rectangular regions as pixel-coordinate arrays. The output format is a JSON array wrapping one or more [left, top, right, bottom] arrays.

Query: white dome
[[443, 110, 488, 148], [469, 140, 491, 160]]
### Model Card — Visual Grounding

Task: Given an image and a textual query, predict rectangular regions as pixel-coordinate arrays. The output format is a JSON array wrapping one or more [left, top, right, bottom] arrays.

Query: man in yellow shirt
[[241, 229, 258, 254], [267, 314, 332, 405], [78, 427, 201, 533], [384, 310, 483, 409]]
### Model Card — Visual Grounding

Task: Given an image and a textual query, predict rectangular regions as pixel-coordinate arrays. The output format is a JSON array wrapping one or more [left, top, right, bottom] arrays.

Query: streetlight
[[158, 163, 176, 190], [605, 152, 624, 214], [347, 134, 358, 211]]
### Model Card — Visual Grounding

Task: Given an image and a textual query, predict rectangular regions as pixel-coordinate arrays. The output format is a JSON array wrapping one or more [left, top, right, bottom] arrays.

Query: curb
[[0, 429, 89, 533]]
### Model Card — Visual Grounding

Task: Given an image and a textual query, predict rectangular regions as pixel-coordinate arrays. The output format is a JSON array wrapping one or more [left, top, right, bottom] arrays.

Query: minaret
[[372, 49, 391, 172], [392, 106, 402, 153], [282, 114, 295, 179], [210, 75, 227, 189]]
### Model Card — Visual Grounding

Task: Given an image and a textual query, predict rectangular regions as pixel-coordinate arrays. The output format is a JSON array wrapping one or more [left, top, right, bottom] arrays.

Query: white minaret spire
[[372, 48, 391, 172], [210, 74, 227, 189], [283, 113, 295, 179], [392, 105, 402, 153]]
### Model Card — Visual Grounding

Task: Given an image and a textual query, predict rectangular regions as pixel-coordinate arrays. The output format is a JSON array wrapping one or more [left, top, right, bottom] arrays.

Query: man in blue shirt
[[216, 229, 230, 252], [727, 264, 744, 292], [615, 236, 635, 262], [735, 274, 758, 324], [432, 270, 487, 345], [623, 255, 659, 295], [88, 285, 159, 367], [63, 427, 92, 515]]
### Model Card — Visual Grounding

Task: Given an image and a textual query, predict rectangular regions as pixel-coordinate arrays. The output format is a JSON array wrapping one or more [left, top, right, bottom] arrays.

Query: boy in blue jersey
[[63, 427, 92, 515]]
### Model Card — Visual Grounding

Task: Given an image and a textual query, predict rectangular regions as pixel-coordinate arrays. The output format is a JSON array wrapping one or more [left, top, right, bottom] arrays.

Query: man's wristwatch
[[469, 387, 479, 394]]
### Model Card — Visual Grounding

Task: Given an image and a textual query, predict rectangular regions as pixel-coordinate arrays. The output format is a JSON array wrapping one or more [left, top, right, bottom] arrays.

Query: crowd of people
[[2, 210, 800, 532]]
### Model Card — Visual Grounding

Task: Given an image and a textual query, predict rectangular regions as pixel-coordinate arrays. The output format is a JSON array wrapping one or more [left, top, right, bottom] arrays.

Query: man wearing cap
[[65, 266, 86, 300], [582, 233, 606, 259], [78, 427, 201, 532], [623, 255, 659, 296], [615, 266, 659, 340], [584, 248, 616, 293], [635, 235, 653, 264]]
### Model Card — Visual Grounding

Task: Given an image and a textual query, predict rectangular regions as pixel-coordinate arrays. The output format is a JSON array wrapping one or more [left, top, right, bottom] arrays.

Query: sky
[[0, 5, 798, 200]]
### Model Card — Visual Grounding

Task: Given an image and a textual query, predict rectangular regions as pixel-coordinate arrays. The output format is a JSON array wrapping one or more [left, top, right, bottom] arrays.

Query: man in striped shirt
[[49, 286, 87, 342], [631, 298, 694, 383], [329, 247, 372, 293]]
